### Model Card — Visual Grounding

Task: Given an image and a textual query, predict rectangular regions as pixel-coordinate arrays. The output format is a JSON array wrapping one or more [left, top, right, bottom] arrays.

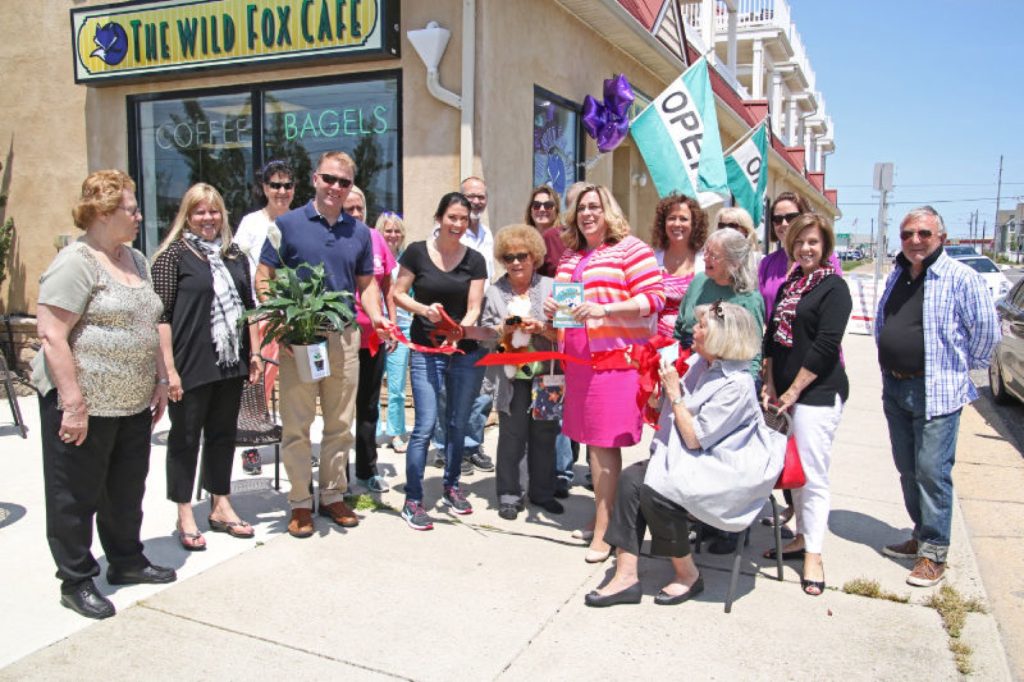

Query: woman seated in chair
[[584, 302, 783, 607]]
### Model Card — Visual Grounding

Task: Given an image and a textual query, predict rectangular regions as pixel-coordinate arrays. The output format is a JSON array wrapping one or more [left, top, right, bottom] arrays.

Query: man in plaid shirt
[[874, 206, 999, 587]]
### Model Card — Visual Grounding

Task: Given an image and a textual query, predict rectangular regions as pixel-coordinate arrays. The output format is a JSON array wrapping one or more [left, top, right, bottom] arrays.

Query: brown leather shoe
[[882, 538, 919, 560], [319, 500, 359, 528], [288, 508, 314, 538], [907, 557, 946, 587]]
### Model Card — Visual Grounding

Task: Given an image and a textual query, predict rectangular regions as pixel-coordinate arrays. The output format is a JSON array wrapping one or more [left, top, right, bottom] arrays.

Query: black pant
[[166, 378, 244, 503], [495, 380, 559, 504], [40, 390, 153, 590], [354, 347, 386, 480], [604, 461, 692, 558]]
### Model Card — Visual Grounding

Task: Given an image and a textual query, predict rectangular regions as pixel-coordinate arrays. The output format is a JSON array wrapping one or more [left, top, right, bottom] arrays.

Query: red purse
[[775, 435, 806, 489]]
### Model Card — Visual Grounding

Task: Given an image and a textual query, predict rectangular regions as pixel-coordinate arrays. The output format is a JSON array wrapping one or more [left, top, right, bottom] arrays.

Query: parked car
[[944, 244, 978, 258], [956, 255, 1013, 302], [990, 278, 1024, 405]]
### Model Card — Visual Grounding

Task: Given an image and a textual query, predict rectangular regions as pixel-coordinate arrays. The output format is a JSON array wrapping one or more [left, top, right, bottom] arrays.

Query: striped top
[[555, 235, 665, 352]]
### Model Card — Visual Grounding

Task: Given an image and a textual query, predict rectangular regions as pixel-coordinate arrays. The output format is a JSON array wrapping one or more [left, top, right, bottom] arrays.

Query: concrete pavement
[[0, 332, 1015, 680]]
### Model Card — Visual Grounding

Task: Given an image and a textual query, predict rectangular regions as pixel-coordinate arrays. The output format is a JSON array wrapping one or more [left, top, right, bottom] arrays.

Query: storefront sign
[[71, 0, 399, 83]]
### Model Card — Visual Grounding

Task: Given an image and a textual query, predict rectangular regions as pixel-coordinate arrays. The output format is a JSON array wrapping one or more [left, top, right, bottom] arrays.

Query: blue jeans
[[555, 428, 574, 481], [406, 347, 487, 501], [431, 366, 494, 456], [882, 375, 960, 563]]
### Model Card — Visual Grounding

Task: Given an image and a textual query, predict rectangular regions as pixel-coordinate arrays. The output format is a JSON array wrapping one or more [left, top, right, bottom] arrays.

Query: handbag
[[530, 361, 564, 420], [761, 405, 806, 489]]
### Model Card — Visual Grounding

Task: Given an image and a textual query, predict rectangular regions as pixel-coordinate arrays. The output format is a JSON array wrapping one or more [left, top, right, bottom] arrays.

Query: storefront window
[[131, 72, 400, 255], [136, 93, 253, 250], [533, 87, 582, 205], [264, 77, 400, 224]]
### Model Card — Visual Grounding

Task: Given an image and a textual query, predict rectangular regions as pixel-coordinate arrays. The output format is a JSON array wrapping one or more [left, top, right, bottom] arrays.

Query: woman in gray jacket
[[481, 225, 564, 520]]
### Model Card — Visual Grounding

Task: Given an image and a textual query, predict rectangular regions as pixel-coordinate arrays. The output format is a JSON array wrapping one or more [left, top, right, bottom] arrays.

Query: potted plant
[[242, 224, 357, 383]]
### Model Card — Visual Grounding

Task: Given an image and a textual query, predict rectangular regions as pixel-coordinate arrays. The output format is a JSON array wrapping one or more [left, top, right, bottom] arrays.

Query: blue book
[[552, 282, 584, 329]]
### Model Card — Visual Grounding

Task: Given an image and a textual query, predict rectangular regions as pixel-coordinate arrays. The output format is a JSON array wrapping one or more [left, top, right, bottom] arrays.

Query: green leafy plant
[[242, 225, 357, 346]]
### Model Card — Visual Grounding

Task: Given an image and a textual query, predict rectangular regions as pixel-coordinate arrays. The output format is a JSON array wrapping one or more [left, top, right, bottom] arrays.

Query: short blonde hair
[[494, 224, 547, 269], [562, 185, 630, 251], [72, 170, 136, 230], [316, 151, 356, 175], [155, 183, 233, 258], [694, 301, 760, 361], [375, 211, 406, 249]]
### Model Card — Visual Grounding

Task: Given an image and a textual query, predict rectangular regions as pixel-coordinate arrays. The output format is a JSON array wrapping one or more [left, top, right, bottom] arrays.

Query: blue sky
[[789, 0, 1024, 242]]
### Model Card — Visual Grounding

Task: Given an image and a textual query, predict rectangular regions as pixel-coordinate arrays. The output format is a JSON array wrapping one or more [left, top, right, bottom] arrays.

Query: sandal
[[208, 517, 254, 539], [175, 521, 206, 551], [801, 577, 826, 596], [763, 547, 806, 561]]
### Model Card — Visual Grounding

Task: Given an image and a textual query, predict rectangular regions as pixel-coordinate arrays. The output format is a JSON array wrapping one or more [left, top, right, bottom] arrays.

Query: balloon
[[582, 74, 635, 154]]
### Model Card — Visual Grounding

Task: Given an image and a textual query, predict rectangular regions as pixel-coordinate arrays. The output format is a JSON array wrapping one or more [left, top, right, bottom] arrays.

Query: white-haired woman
[[585, 302, 782, 607], [153, 183, 261, 550]]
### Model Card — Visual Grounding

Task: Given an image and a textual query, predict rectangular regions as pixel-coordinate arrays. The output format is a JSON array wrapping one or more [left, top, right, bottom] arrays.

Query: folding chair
[[0, 354, 27, 438], [195, 358, 281, 501], [762, 407, 800, 583]]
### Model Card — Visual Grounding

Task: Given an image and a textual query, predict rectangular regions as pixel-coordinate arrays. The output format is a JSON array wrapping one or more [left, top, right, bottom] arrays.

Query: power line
[[835, 181, 1024, 188], [841, 197, 1011, 206]]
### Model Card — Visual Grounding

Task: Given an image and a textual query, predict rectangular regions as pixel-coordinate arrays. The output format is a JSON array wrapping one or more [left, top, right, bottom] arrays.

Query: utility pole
[[872, 163, 893, 332], [982, 220, 987, 253], [994, 155, 1004, 254]]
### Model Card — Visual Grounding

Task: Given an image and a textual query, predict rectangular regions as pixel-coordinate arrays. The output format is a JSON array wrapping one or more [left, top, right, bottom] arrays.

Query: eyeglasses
[[771, 212, 801, 225], [502, 252, 530, 264], [900, 229, 934, 241], [532, 200, 555, 210], [704, 251, 723, 262], [718, 222, 741, 231], [266, 181, 294, 191], [120, 205, 142, 217], [317, 173, 353, 188]]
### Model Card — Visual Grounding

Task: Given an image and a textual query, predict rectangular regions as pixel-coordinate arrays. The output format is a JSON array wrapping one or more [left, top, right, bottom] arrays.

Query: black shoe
[[498, 503, 519, 520], [460, 457, 475, 476], [707, 534, 739, 555], [430, 448, 445, 468], [654, 576, 705, 605], [468, 451, 495, 472], [106, 563, 177, 586], [554, 478, 570, 499], [584, 582, 642, 608], [241, 448, 262, 475], [60, 580, 115, 620], [532, 498, 564, 514], [311, 454, 319, 468]]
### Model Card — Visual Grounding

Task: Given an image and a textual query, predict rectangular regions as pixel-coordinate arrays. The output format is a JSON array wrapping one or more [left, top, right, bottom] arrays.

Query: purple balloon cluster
[[582, 74, 636, 154]]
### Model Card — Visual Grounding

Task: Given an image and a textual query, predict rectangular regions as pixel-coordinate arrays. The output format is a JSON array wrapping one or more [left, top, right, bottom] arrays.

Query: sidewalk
[[0, 333, 1014, 680]]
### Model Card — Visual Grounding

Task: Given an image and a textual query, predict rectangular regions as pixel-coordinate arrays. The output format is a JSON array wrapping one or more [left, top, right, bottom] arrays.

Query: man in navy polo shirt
[[257, 151, 388, 538]]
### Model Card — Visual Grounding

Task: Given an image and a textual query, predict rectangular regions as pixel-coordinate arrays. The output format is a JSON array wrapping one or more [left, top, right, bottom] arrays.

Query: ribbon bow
[[582, 74, 635, 154]]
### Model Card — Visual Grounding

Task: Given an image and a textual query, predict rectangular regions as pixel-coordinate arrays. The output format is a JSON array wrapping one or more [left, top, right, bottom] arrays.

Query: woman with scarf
[[761, 213, 851, 596], [152, 183, 261, 551]]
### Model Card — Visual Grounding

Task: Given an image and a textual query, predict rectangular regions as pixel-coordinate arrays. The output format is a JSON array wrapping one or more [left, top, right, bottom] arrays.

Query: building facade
[[0, 0, 837, 322]]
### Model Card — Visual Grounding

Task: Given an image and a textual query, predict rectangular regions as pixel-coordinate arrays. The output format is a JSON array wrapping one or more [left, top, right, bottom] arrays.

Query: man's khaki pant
[[279, 328, 360, 509]]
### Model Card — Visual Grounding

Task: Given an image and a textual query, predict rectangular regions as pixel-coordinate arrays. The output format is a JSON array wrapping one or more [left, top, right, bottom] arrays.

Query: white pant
[[791, 395, 844, 554]]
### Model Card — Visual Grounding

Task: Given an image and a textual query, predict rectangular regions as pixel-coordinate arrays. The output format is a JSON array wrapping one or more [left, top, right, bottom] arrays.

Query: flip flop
[[208, 517, 255, 539], [175, 521, 206, 551]]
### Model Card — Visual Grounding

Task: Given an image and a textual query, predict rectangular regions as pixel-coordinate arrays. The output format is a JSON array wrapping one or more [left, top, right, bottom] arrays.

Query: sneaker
[[498, 503, 519, 520], [356, 475, 390, 493], [460, 458, 475, 476], [907, 557, 946, 587], [241, 449, 262, 475], [532, 498, 565, 514], [390, 436, 407, 453], [468, 451, 495, 472], [882, 538, 919, 560], [402, 500, 434, 531], [442, 486, 473, 515]]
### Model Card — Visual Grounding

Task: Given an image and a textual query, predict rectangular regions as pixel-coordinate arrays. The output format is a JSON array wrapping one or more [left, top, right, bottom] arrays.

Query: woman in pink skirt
[[544, 185, 664, 562]]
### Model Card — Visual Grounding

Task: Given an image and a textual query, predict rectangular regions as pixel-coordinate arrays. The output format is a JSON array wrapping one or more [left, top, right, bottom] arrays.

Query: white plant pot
[[291, 340, 330, 383]]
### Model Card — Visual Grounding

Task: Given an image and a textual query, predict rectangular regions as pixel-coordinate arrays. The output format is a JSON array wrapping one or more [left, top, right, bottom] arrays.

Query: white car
[[955, 255, 1012, 302]]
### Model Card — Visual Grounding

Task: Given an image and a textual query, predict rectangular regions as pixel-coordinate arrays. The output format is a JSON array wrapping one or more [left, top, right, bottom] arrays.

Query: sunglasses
[[900, 229, 935, 241], [710, 299, 725, 320], [502, 252, 530, 264], [381, 211, 404, 220], [718, 222, 742, 231], [317, 173, 353, 188], [772, 212, 801, 225], [266, 181, 294, 190], [532, 200, 555, 210]]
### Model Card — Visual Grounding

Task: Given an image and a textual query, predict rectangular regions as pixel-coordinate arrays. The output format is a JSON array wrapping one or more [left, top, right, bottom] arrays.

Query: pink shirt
[[356, 228, 397, 349]]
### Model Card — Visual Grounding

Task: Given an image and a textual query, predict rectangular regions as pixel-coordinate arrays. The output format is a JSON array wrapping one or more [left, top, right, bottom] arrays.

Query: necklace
[[663, 249, 693, 275]]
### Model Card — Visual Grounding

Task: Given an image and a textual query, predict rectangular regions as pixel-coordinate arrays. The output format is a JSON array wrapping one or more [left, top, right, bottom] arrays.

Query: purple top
[[758, 248, 844, 318]]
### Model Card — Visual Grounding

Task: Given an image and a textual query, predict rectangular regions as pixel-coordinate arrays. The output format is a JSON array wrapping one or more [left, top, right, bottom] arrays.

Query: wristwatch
[[671, 395, 685, 406]]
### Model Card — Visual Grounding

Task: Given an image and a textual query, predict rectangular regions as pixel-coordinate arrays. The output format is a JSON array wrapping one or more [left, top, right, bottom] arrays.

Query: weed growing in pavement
[[925, 585, 988, 675], [841, 578, 910, 603], [347, 494, 393, 512]]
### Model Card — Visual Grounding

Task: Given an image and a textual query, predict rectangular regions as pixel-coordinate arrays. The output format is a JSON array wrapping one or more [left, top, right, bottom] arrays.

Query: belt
[[885, 369, 925, 380]]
